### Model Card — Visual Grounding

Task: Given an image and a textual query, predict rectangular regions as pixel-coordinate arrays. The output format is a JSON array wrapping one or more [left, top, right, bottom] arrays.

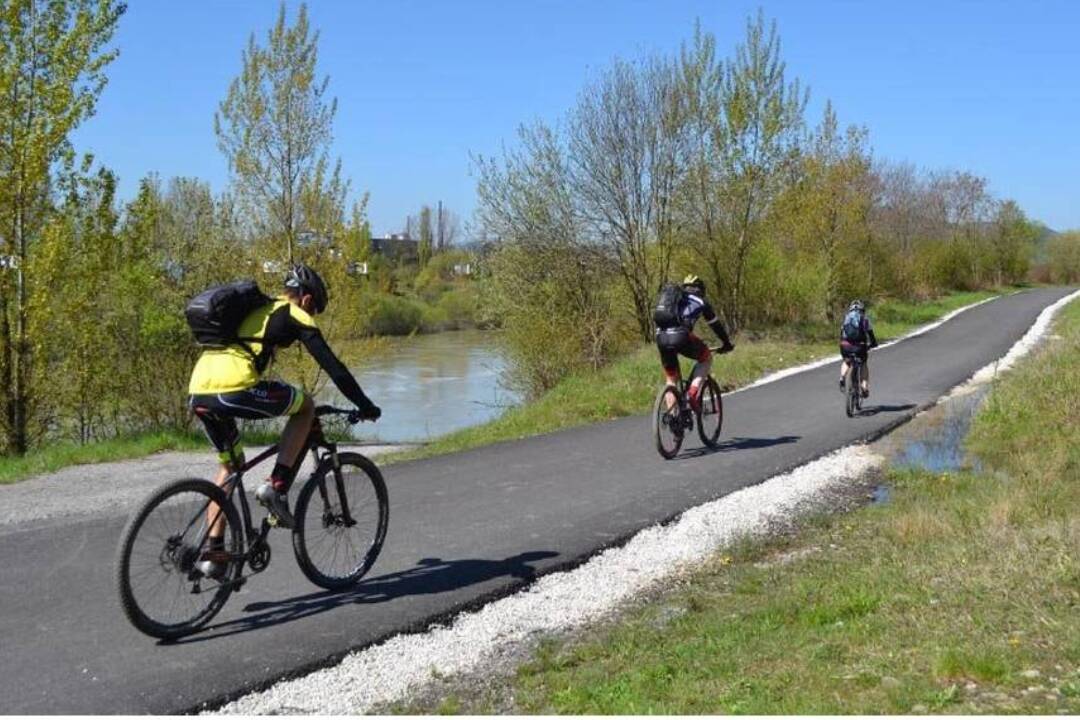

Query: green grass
[[0, 425, 348, 486], [0, 430, 208, 485], [385, 288, 1002, 465], [408, 295, 1080, 715]]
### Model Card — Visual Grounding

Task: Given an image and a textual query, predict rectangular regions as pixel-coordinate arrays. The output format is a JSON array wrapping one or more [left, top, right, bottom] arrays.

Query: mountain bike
[[845, 356, 865, 417], [115, 406, 388, 640], [652, 347, 727, 460]]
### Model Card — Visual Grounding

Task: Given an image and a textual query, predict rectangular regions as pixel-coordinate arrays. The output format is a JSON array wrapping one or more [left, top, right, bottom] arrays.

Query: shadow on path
[[858, 403, 917, 417], [676, 435, 800, 460], [166, 550, 558, 645]]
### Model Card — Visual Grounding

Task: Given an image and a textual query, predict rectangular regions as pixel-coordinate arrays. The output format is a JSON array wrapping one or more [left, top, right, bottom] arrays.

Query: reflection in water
[[893, 388, 988, 473], [321, 330, 520, 443]]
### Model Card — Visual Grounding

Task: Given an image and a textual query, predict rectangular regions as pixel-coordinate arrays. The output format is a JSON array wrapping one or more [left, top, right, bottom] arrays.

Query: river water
[[326, 330, 520, 444]]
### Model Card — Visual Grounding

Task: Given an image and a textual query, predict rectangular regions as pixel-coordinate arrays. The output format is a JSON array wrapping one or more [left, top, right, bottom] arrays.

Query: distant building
[[370, 233, 419, 262]]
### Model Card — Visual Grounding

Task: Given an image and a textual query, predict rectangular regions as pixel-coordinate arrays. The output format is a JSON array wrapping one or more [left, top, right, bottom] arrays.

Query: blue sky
[[71, 0, 1080, 234]]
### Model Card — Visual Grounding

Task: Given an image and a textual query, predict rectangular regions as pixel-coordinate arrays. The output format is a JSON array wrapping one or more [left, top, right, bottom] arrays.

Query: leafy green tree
[[0, 0, 124, 454], [774, 103, 873, 320], [215, 2, 337, 263], [676, 13, 807, 329], [989, 200, 1036, 286], [1045, 231, 1080, 283]]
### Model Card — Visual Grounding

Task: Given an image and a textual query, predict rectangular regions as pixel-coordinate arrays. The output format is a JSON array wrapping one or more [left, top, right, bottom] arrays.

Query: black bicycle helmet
[[682, 273, 706, 295], [285, 263, 329, 314]]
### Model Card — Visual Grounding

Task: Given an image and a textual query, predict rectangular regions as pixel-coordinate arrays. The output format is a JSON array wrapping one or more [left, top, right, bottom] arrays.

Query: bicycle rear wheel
[[115, 478, 242, 639], [696, 376, 724, 448], [846, 363, 860, 417], [293, 452, 389, 590], [653, 385, 684, 460]]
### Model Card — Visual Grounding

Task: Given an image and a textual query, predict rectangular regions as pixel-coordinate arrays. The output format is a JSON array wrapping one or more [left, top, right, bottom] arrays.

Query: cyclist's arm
[[702, 304, 733, 347], [296, 325, 377, 412], [866, 319, 878, 348]]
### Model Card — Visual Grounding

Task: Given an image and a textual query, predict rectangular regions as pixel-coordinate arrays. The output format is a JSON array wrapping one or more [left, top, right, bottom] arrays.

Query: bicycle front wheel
[[696, 376, 724, 448], [653, 385, 684, 460], [293, 452, 389, 590], [115, 478, 242, 639]]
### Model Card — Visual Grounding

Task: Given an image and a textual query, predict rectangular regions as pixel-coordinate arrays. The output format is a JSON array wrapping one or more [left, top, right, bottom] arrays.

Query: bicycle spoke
[[119, 480, 240, 638], [294, 457, 387, 588]]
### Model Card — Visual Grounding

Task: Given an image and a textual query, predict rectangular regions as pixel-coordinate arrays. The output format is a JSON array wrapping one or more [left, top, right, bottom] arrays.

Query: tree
[[215, 2, 337, 263], [1045, 231, 1080, 283], [0, 0, 125, 454], [989, 200, 1036, 286], [774, 102, 872, 320], [475, 123, 627, 395], [676, 13, 807, 329], [568, 54, 684, 341], [436, 202, 460, 250], [417, 204, 433, 267]]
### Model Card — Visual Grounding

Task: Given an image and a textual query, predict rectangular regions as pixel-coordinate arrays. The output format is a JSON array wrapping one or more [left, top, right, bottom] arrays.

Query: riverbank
[[383, 289, 1001, 465], [0, 289, 1002, 484], [402, 293, 1079, 714]]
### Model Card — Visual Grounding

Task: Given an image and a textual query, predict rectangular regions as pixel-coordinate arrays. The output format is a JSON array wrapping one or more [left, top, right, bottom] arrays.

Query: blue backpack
[[841, 309, 866, 343]]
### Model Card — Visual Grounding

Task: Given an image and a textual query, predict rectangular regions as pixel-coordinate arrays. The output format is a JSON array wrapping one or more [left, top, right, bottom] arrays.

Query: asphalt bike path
[[0, 287, 1070, 713]]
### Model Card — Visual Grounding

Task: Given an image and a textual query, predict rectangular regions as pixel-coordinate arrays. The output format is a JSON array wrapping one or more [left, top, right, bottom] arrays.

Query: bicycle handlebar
[[315, 405, 371, 423]]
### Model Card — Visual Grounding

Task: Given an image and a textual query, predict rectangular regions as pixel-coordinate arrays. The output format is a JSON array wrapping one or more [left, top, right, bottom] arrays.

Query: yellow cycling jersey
[[188, 297, 318, 394]]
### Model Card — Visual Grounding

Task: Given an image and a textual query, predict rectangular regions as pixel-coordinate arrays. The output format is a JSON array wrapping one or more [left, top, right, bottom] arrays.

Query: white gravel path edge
[[215, 289, 1080, 716]]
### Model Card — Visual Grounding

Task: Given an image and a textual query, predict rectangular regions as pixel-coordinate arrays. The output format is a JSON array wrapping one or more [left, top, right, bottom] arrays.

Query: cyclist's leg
[[682, 334, 712, 408], [657, 333, 682, 410], [189, 400, 244, 548], [839, 343, 854, 386], [194, 382, 310, 527], [860, 348, 870, 394], [275, 392, 314, 489]]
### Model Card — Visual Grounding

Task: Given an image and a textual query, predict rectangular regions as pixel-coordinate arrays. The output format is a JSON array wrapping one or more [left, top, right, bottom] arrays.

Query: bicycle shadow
[[857, 403, 916, 417], [164, 550, 558, 645], [676, 435, 800, 460]]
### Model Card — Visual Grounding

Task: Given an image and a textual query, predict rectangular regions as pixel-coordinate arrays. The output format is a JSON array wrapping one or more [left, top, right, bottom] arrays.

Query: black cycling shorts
[[189, 381, 306, 464], [840, 340, 869, 362], [656, 328, 711, 375]]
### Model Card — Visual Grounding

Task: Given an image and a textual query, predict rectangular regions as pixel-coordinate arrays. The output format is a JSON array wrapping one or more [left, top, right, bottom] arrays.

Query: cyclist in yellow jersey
[[188, 265, 380, 573]]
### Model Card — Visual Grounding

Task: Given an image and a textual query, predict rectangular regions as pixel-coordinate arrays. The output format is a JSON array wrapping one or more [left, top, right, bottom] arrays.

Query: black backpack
[[185, 280, 272, 354], [653, 282, 685, 329]]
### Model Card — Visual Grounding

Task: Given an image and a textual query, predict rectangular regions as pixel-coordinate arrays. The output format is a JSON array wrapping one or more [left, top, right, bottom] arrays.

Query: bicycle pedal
[[266, 514, 279, 528]]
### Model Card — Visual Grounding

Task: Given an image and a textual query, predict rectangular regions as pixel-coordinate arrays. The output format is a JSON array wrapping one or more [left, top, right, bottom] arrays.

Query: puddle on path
[[880, 385, 990, 476]]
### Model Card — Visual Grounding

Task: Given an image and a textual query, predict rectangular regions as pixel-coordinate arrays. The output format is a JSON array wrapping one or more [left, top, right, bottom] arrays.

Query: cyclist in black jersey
[[188, 264, 380, 566], [656, 275, 735, 409]]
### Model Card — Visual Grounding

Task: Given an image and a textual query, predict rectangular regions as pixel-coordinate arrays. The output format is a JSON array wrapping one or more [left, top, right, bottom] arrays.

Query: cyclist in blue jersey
[[839, 299, 879, 398]]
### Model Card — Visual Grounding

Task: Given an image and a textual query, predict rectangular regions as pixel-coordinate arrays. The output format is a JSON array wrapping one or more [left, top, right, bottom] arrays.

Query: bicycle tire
[[292, 452, 389, 590], [846, 363, 860, 417], [696, 376, 724, 448], [115, 478, 242, 639], [653, 385, 684, 460]]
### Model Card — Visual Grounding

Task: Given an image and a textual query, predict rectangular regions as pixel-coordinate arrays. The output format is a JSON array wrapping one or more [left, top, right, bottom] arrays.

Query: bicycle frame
[[192, 412, 357, 582]]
